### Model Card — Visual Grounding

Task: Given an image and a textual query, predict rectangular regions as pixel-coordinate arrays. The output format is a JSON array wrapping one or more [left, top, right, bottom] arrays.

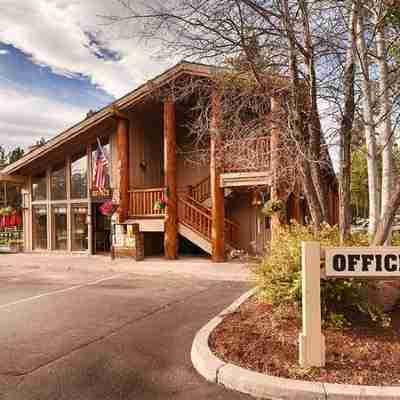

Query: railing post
[[164, 98, 178, 259], [210, 92, 226, 262]]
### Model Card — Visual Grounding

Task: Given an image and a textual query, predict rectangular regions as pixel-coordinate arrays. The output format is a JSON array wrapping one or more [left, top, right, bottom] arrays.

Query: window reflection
[[32, 172, 47, 201], [71, 153, 88, 199], [72, 206, 88, 251], [51, 164, 66, 200], [52, 205, 67, 250], [33, 206, 47, 250]]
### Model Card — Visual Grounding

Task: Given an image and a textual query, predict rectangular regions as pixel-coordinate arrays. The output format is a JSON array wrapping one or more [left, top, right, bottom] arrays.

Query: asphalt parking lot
[[0, 254, 252, 400]]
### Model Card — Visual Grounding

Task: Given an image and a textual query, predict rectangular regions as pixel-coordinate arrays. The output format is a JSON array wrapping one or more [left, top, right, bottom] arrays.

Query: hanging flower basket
[[262, 199, 285, 217], [99, 200, 117, 216], [153, 199, 166, 211]]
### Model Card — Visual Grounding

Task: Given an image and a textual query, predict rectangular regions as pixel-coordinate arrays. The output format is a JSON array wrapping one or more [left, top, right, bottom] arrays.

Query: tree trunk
[[282, 0, 323, 227], [373, 178, 400, 245], [356, 12, 379, 237], [376, 13, 393, 244], [299, 0, 329, 222], [338, 3, 357, 243]]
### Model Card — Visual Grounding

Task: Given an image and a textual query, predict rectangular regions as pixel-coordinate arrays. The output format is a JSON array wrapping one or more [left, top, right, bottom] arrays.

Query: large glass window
[[71, 206, 88, 251], [0, 182, 5, 206], [51, 164, 66, 200], [32, 172, 47, 201], [33, 206, 47, 250], [6, 183, 21, 208], [71, 153, 88, 199], [52, 205, 67, 250]]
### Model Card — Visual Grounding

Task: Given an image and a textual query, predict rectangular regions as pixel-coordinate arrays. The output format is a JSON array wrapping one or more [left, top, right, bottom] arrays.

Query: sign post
[[299, 241, 325, 368]]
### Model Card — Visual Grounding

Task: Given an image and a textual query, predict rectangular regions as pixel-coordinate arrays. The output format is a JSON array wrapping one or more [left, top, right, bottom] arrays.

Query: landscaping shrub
[[253, 222, 389, 327]]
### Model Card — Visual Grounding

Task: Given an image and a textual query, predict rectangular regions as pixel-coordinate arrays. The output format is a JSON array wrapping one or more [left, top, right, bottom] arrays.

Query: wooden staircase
[[177, 194, 239, 253], [128, 182, 239, 255]]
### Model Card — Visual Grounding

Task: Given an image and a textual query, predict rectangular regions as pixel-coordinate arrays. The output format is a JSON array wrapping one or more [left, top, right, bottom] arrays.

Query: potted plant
[[153, 199, 167, 212]]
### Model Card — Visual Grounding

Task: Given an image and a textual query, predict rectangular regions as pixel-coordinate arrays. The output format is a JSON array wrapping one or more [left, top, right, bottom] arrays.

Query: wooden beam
[[117, 117, 130, 223], [164, 98, 178, 259], [220, 171, 271, 188], [210, 93, 225, 262], [0, 174, 26, 184]]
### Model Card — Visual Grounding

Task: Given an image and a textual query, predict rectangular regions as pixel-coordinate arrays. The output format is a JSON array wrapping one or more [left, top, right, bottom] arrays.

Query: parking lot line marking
[[0, 273, 126, 310]]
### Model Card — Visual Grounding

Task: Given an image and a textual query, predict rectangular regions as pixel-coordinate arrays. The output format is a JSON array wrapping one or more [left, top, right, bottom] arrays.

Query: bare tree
[[104, 0, 400, 241]]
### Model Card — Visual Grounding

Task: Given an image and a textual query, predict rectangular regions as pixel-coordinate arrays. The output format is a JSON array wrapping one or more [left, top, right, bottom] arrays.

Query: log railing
[[223, 136, 270, 173], [128, 188, 165, 217], [178, 195, 212, 240], [178, 194, 239, 247], [190, 176, 211, 203], [128, 188, 240, 248]]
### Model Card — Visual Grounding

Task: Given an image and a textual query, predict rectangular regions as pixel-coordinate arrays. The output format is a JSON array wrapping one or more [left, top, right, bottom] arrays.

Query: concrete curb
[[191, 288, 400, 400]]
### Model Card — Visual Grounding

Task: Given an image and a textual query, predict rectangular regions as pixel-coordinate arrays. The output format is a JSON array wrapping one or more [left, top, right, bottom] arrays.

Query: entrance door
[[92, 203, 111, 254]]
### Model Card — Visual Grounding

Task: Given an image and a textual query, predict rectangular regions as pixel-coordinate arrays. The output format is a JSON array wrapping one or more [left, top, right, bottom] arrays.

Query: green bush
[[253, 222, 389, 327]]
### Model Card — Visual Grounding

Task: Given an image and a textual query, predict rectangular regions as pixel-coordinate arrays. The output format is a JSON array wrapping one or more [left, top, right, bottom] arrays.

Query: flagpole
[[96, 137, 108, 162]]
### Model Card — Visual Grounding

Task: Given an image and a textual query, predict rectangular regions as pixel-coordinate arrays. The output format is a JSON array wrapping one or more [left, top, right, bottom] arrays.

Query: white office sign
[[325, 247, 400, 278], [299, 242, 400, 369]]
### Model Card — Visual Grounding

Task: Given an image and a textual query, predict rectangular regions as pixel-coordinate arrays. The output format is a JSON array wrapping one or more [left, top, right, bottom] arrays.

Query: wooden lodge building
[[0, 62, 338, 261]]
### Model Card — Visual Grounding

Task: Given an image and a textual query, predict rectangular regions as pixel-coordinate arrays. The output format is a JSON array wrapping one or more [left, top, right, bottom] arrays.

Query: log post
[[117, 117, 129, 223], [270, 95, 283, 241], [210, 93, 225, 262], [164, 98, 178, 260]]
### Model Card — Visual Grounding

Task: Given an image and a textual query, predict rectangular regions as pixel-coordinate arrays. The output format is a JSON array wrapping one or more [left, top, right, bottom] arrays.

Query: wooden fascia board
[[220, 171, 272, 188]]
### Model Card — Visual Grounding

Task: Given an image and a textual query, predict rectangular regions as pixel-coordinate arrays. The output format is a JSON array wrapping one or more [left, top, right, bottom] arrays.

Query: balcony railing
[[222, 136, 270, 173], [128, 188, 165, 217]]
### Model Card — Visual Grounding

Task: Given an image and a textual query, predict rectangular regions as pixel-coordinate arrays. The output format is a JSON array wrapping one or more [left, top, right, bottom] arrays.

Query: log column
[[117, 117, 129, 223], [270, 95, 283, 240], [164, 98, 178, 260], [210, 93, 225, 262]]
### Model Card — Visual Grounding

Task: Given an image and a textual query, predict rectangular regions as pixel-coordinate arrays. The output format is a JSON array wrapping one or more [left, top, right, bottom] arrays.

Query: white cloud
[[0, 0, 181, 150], [0, 85, 87, 151], [0, 0, 174, 98]]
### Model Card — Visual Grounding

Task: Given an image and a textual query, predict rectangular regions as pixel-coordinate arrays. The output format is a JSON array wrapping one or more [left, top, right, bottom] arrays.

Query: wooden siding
[[128, 104, 164, 189], [225, 191, 258, 253]]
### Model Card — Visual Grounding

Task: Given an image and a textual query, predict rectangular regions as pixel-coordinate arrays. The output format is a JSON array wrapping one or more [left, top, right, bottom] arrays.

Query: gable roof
[[2, 61, 217, 175]]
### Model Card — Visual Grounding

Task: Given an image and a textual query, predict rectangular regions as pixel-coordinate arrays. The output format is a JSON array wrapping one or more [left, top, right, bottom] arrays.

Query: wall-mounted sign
[[91, 188, 112, 199], [325, 247, 400, 278]]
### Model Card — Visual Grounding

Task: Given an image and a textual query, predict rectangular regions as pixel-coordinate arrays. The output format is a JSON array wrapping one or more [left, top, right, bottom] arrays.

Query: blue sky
[[0, 0, 174, 151]]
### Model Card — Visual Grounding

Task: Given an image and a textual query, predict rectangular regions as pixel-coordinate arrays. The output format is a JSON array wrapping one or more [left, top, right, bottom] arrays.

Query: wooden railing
[[190, 176, 211, 203], [178, 195, 212, 240], [129, 188, 165, 217], [178, 194, 239, 247], [223, 136, 270, 173], [128, 188, 240, 248]]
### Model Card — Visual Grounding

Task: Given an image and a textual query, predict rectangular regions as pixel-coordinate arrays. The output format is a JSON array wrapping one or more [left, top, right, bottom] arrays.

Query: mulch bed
[[209, 297, 400, 385]]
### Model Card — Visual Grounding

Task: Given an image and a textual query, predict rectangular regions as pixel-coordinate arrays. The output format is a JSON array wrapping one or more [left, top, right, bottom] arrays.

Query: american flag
[[93, 141, 108, 193]]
